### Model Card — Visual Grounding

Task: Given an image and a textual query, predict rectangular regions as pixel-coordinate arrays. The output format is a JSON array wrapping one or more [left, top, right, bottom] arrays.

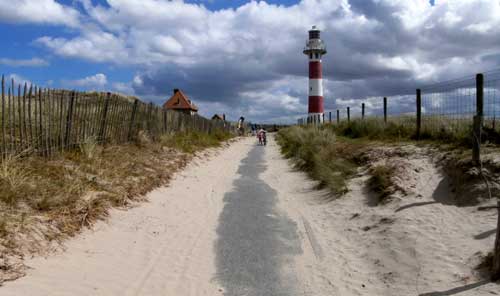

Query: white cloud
[[36, 30, 128, 63], [4, 73, 33, 90], [0, 57, 49, 67], [0, 0, 80, 27], [22, 0, 500, 122], [112, 82, 135, 95], [63, 73, 108, 90], [151, 35, 184, 55]]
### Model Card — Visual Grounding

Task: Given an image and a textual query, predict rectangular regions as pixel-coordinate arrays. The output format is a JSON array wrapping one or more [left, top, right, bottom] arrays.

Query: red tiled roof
[[163, 90, 198, 111]]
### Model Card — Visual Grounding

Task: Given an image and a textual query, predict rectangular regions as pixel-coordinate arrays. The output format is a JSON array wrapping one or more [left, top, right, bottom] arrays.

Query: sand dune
[[1, 136, 498, 295]]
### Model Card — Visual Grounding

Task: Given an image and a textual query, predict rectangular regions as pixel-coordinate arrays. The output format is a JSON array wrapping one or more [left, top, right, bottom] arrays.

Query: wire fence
[[299, 71, 498, 133], [0, 75, 236, 159], [484, 70, 500, 130], [298, 71, 500, 162]]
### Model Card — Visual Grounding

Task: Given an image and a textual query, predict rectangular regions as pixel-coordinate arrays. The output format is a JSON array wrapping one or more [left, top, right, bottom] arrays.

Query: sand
[[264, 142, 499, 295], [1, 136, 499, 295], [1, 139, 253, 296]]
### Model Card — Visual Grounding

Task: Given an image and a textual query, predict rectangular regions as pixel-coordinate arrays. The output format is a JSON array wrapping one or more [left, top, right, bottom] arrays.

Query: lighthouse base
[[308, 112, 324, 124]]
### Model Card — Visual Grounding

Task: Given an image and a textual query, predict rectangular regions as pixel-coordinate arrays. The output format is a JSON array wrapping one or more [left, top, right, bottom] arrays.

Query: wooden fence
[[0, 75, 234, 158]]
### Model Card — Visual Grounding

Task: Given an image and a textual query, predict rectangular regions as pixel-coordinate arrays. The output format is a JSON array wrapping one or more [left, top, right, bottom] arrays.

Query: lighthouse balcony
[[303, 47, 327, 55], [303, 39, 327, 55]]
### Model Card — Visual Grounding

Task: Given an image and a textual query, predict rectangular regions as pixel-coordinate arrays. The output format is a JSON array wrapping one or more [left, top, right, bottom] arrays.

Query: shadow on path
[[395, 177, 454, 212], [214, 146, 302, 296], [474, 229, 497, 240], [395, 201, 438, 212], [418, 280, 491, 296]]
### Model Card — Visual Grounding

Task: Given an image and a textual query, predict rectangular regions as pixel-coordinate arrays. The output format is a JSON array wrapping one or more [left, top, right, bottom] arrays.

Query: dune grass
[[331, 117, 473, 146], [160, 130, 233, 153], [367, 165, 397, 204], [277, 125, 367, 196]]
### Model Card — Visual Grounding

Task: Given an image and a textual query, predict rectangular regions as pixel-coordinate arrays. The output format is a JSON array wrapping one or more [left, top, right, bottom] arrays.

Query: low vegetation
[[0, 130, 233, 284], [278, 125, 403, 201], [160, 130, 233, 153], [331, 117, 473, 146], [279, 123, 500, 281], [333, 118, 415, 141], [367, 165, 397, 204], [277, 125, 367, 196]]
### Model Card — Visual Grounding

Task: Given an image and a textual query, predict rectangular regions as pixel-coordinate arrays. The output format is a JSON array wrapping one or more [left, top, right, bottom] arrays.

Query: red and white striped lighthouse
[[303, 26, 327, 121]]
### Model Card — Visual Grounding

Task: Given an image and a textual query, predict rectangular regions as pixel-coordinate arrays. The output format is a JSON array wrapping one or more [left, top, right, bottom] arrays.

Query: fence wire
[[484, 70, 500, 131], [298, 70, 500, 144], [420, 76, 476, 138]]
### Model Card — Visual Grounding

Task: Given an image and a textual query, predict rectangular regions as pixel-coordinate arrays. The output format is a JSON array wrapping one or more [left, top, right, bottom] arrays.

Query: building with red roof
[[163, 89, 198, 115]]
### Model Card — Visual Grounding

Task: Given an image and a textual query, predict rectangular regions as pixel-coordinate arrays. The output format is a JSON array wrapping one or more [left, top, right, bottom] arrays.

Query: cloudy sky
[[0, 0, 499, 123]]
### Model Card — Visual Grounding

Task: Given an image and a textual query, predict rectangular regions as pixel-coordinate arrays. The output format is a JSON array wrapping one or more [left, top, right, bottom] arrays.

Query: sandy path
[[2, 135, 499, 295], [1, 139, 254, 296]]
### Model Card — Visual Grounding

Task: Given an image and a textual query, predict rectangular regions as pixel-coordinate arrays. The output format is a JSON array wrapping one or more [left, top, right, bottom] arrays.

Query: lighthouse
[[303, 26, 327, 122]]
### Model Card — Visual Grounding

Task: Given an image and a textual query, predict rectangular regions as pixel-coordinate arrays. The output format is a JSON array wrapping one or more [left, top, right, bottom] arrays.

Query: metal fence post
[[416, 89, 421, 140], [362, 103, 365, 119], [337, 109, 340, 124], [347, 107, 350, 122], [473, 73, 484, 165], [329, 111, 332, 123], [383, 97, 387, 124]]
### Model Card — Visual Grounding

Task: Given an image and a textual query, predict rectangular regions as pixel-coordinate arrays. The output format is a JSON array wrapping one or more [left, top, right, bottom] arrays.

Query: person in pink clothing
[[257, 128, 266, 146]]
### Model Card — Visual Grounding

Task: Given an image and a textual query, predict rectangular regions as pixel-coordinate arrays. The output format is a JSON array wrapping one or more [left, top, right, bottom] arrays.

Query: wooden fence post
[[45, 89, 52, 156], [37, 88, 43, 154], [59, 91, 65, 151], [362, 103, 365, 119], [329, 111, 332, 123], [337, 109, 340, 124], [383, 97, 387, 124], [27, 85, 33, 146], [22, 83, 27, 149], [98, 92, 111, 144], [1, 75, 4, 157], [416, 89, 421, 140], [163, 109, 167, 134], [347, 107, 350, 122], [147, 102, 153, 135], [64, 91, 76, 148], [10, 79, 16, 153], [128, 99, 138, 141], [473, 73, 483, 165], [17, 84, 23, 150]]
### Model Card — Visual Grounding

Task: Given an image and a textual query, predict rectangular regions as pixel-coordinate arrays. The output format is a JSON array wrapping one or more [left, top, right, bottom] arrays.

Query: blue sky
[[0, 0, 302, 87], [0, 0, 498, 123]]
